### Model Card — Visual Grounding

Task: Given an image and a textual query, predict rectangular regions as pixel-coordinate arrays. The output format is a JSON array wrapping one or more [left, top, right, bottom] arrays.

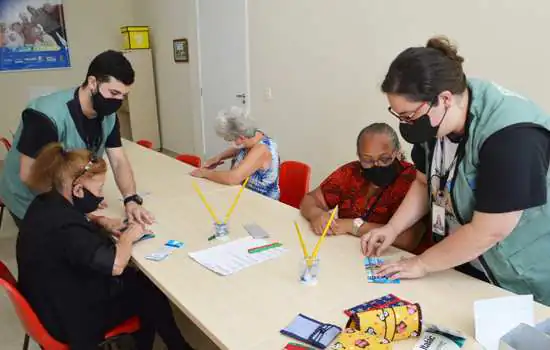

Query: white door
[[197, 0, 250, 158]]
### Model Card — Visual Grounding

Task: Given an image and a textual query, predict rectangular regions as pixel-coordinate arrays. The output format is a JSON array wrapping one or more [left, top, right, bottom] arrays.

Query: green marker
[[248, 242, 282, 254]]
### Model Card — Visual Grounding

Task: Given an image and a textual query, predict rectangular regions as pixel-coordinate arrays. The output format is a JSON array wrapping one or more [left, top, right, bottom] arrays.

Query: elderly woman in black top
[[16, 143, 192, 350]]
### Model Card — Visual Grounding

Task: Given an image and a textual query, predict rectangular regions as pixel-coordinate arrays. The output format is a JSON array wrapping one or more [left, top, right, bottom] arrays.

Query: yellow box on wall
[[121, 26, 150, 50]]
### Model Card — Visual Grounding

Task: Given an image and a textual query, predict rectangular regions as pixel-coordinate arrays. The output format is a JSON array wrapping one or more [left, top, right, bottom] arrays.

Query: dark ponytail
[[381, 36, 467, 102]]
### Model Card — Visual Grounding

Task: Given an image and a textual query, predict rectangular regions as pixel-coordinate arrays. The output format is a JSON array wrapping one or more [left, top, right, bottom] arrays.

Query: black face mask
[[399, 107, 448, 144], [362, 161, 399, 187], [73, 187, 104, 214], [92, 86, 123, 117]]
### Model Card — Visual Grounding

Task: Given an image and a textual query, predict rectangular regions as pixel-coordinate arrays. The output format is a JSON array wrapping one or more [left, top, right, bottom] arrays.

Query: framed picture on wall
[[173, 38, 189, 63]]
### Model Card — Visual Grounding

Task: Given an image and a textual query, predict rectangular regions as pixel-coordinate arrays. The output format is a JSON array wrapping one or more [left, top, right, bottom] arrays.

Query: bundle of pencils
[[192, 178, 250, 237], [294, 206, 338, 268]]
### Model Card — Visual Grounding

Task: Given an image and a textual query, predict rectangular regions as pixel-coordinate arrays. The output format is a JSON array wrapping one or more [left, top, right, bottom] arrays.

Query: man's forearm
[[388, 179, 429, 234], [112, 159, 137, 198]]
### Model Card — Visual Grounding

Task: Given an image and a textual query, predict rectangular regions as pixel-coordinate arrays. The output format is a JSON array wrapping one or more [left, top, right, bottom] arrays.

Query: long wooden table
[[101, 141, 550, 350]]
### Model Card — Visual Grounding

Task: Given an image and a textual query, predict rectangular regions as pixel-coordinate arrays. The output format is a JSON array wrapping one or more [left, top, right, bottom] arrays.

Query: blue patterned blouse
[[232, 135, 280, 200]]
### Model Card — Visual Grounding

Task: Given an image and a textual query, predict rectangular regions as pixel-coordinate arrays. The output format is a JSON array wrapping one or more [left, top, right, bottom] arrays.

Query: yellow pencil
[[311, 206, 338, 259], [192, 182, 220, 224], [294, 221, 309, 259], [224, 177, 250, 223]]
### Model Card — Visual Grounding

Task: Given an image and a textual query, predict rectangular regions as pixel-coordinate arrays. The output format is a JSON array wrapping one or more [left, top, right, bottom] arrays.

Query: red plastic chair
[[175, 154, 202, 168], [0, 261, 140, 350], [0, 137, 11, 151], [136, 139, 153, 149], [279, 161, 311, 209]]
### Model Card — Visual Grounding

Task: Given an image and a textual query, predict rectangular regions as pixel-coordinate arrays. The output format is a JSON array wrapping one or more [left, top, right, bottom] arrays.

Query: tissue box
[[499, 319, 550, 350]]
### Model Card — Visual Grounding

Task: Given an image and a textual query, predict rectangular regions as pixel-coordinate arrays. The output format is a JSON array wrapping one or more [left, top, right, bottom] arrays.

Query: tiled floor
[[0, 213, 218, 350]]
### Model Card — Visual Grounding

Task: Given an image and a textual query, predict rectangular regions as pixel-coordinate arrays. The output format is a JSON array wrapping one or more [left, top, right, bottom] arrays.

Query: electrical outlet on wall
[[264, 87, 273, 100]]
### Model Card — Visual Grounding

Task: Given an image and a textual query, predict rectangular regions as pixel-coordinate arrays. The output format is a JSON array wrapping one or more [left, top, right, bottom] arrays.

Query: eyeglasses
[[388, 100, 434, 123], [360, 154, 395, 168], [73, 154, 98, 184]]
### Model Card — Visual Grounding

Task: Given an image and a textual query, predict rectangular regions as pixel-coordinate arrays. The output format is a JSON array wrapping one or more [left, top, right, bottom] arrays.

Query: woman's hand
[[119, 223, 145, 244], [375, 256, 429, 280], [310, 212, 334, 236], [203, 156, 224, 169], [190, 168, 209, 178], [361, 224, 399, 256], [97, 216, 125, 236]]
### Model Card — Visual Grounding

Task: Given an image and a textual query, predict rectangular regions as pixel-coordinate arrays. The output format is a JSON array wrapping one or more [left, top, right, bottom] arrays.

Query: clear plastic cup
[[213, 222, 229, 240], [299, 257, 320, 285]]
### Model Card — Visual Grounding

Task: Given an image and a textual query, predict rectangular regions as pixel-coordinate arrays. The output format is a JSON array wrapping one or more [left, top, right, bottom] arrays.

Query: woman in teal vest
[[361, 36, 550, 306]]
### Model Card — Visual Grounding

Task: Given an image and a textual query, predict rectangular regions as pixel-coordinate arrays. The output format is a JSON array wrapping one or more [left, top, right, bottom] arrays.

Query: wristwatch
[[352, 218, 364, 236], [124, 194, 143, 206]]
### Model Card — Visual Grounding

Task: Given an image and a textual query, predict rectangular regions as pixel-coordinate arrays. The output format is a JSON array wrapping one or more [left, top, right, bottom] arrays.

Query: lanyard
[[362, 189, 385, 221], [437, 138, 458, 194], [362, 165, 413, 221]]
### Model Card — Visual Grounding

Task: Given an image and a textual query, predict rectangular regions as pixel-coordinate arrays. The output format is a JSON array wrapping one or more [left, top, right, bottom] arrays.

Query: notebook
[[188, 237, 287, 276]]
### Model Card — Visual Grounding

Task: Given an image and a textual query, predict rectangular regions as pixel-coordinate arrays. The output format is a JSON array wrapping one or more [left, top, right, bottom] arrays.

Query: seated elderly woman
[[191, 106, 280, 200], [300, 122, 425, 252], [17, 143, 192, 350]]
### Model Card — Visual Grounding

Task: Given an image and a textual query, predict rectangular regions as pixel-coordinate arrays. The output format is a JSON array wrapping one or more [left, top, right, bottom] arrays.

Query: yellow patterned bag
[[347, 303, 422, 343], [330, 328, 391, 349]]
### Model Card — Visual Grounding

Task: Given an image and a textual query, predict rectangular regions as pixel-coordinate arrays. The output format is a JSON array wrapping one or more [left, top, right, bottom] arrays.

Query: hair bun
[[426, 36, 464, 64]]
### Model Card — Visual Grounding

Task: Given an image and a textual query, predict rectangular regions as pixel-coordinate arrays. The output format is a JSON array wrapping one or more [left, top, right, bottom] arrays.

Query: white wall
[[248, 0, 549, 186], [0, 0, 135, 142], [132, 0, 202, 155], [3, 1, 547, 187]]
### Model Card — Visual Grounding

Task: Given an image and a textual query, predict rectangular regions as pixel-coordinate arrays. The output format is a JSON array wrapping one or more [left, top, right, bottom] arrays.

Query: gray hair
[[215, 106, 257, 141], [356, 122, 405, 160]]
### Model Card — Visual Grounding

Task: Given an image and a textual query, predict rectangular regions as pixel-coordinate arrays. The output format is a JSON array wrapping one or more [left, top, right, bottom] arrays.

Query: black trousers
[[101, 269, 192, 350], [64, 269, 192, 350]]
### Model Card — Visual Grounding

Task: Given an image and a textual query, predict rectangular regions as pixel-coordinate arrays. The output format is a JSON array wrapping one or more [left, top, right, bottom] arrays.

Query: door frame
[[194, 0, 251, 156]]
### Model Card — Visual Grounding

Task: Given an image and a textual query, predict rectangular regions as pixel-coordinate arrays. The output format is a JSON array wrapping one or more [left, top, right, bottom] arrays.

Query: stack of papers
[[188, 237, 287, 276]]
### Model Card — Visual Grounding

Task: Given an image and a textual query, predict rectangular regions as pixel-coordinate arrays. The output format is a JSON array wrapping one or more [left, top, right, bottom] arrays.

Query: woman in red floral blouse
[[300, 123, 425, 253]]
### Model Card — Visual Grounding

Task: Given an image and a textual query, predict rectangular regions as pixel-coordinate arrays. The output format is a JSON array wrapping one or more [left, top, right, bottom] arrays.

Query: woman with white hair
[[190, 107, 280, 200]]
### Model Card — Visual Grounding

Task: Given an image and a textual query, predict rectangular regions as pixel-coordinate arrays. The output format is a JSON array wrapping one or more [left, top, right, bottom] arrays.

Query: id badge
[[432, 203, 446, 237]]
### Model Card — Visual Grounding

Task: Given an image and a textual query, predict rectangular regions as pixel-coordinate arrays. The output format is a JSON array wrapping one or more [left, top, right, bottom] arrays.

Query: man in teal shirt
[[0, 50, 153, 227]]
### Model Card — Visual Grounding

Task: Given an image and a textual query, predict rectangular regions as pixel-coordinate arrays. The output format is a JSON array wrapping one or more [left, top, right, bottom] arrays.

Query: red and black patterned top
[[320, 160, 416, 224]]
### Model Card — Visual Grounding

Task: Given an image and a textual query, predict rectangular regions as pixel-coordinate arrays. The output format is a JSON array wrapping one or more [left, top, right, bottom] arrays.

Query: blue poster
[[0, 0, 70, 72]]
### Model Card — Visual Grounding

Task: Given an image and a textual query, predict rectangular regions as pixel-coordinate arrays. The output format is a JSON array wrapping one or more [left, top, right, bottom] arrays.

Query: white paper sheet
[[475, 295, 534, 350], [188, 237, 287, 276]]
